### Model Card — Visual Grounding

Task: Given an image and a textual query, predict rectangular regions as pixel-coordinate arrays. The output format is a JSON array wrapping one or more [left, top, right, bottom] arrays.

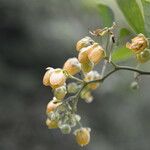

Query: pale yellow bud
[[74, 127, 91, 147], [67, 82, 79, 93], [46, 118, 58, 129], [88, 45, 105, 64], [78, 48, 89, 63], [84, 71, 101, 90], [42, 67, 54, 86], [46, 98, 61, 113], [126, 34, 149, 54], [76, 36, 94, 51], [63, 57, 81, 75], [81, 61, 94, 73], [54, 86, 67, 100], [50, 69, 67, 89]]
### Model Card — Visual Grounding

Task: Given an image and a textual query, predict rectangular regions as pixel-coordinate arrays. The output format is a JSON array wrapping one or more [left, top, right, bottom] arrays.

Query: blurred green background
[[0, 0, 150, 150]]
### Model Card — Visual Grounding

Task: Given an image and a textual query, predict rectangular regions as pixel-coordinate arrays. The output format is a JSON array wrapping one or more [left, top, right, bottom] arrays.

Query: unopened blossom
[[63, 57, 81, 75]]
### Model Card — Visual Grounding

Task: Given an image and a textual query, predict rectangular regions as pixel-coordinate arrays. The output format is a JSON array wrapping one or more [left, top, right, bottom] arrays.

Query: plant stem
[[87, 65, 150, 85]]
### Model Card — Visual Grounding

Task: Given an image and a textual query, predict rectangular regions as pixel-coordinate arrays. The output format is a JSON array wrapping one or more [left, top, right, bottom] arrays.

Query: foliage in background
[[98, 0, 150, 62]]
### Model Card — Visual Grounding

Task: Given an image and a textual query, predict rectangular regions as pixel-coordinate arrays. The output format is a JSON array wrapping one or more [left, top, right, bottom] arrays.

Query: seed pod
[[50, 68, 67, 89], [63, 57, 81, 75], [81, 61, 94, 73], [126, 34, 149, 54], [46, 118, 58, 129], [74, 127, 91, 147], [88, 45, 105, 64], [67, 82, 79, 93], [84, 71, 101, 90], [60, 124, 71, 134], [46, 98, 61, 113], [76, 36, 94, 52], [54, 85, 67, 100], [43, 67, 54, 86], [136, 50, 150, 63]]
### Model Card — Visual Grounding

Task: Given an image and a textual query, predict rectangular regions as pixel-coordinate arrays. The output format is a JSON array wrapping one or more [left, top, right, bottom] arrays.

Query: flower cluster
[[43, 36, 105, 146], [42, 24, 150, 146]]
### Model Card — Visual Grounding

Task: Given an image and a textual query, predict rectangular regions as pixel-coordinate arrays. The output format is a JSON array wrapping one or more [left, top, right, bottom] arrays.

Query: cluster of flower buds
[[42, 21, 150, 147], [126, 34, 150, 63], [42, 36, 106, 146], [77, 37, 106, 73]]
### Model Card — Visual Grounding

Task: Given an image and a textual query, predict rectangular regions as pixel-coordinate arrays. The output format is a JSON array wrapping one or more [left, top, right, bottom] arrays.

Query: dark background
[[0, 0, 150, 150]]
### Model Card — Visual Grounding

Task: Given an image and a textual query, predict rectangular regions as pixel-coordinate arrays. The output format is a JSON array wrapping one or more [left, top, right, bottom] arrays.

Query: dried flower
[[126, 34, 149, 54]]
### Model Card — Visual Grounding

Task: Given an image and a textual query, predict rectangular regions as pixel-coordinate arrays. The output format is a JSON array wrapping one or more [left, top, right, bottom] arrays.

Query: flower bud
[[50, 68, 67, 89], [48, 112, 60, 121], [88, 44, 105, 64], [74, 114, 81, 122], [46, 118, 58, 129], [136, 50, 150, 63], [46, 98, 62, 113], [81, 61, 94, 73], [78, 48, 89, 63], [80, 90, 93, 103], [130, 81, 139, 90], [63, 57, 81, 75], [126, 34, 149, 54], [67, 82, 79, 93], [74, 127, 91, 147], [84, 71, 101, 90], [60, 124, 71, 134], [76, 36, 94, 51], [54, 85, 67, 100], [43, 67, 54, 86]]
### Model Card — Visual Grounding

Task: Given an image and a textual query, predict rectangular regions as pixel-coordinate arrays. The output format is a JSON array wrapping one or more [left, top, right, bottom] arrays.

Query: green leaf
[[116, 0, 145, 34], [112, 47, 133, 62], [141, 0, 150, 37], [117, 28, 132, 45], [119, 28, 132, 39], [97, 4, 114, 27]]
